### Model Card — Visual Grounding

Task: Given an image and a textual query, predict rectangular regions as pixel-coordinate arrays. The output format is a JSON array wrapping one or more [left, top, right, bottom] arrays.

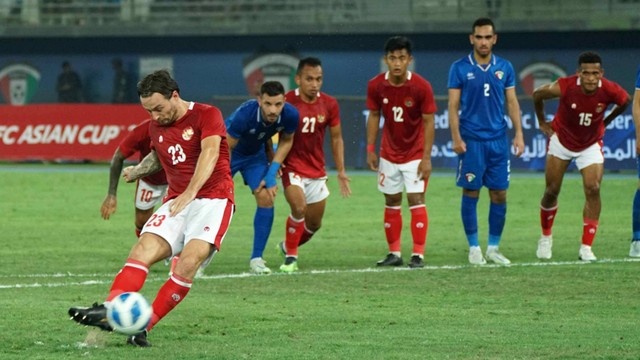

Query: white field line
[[1, 257, 639, 290]]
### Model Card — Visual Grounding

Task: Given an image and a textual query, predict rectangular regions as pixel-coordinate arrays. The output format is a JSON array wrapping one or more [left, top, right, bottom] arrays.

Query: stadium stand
[[0, 0, 639, 37]]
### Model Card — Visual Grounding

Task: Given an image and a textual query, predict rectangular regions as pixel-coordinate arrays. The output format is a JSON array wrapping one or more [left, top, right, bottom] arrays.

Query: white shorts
[[285, 172, 330, 204], [141, 198, 234, 266], [135, 179, 168, 211], [547, 134, 604, 170], [378, 158, 426, 194]]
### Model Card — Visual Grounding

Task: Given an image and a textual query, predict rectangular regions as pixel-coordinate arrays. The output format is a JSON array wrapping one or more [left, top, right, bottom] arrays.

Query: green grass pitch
[[1, 164, 639, 359]]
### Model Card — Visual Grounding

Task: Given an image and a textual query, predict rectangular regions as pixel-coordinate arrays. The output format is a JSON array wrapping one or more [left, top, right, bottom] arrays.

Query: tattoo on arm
[[132, 151, 162, 180], [107, 150, 126, 196]]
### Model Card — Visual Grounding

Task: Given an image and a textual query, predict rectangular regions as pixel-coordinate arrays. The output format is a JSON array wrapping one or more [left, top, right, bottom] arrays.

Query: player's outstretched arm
[[506, 87, 524, 157], [633, 89, 640, 155], [418, 113, 435, 181], [448, 88, 466, 154], [329, 124, 351, 197], [366, 110, 381, 171], [123, 150, 162, 183], [532, 81, 560, 137], [603, 93, 631, 126], [101, 148, 126, 220]]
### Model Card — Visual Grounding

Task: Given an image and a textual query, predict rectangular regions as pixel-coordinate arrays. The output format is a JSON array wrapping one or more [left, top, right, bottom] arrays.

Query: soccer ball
[[106, 292, 153, 335]]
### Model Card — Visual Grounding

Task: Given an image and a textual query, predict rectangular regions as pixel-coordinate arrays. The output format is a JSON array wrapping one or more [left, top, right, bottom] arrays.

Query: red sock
[[106, 258, 149, 302], [582, 218, 599, 246], [384, 206, 402, 252], [285, 215, 305, 257], [298, 227, 315, 247], [147, 274, 192, 331], [540, 205, 558, 236], [410, 205, 428, 255]]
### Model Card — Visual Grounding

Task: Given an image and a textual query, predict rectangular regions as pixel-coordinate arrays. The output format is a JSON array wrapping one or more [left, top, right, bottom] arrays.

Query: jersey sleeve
[[366, 78, 380, 111], [504, 61, 516, 89], [636, 66, 640, 89], [447, 62, 462, 89], [118, 122, 146, 158], [420, 80, 437, 114], [282, 104, 299, 134], [557, 76, 571, 96], [201, 106, 226, 139], [328, 96, 341, 127], [606, 79, 630, 106], [224, 105, 247, 139]]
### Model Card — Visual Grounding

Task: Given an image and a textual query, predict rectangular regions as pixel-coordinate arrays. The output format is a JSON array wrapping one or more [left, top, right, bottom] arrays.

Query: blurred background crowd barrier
[[1, 0, 640, 37]]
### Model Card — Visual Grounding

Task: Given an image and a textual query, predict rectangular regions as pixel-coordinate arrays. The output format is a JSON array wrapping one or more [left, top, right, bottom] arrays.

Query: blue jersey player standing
[[447, 17, 524, 265], [226, 81, 299, 274], [631, 66, 640, 257]]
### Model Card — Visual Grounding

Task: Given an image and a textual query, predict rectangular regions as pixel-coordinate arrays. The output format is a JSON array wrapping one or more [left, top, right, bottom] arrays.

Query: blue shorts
[[456, 136, 510, 191], [230, 151, 268, 192]]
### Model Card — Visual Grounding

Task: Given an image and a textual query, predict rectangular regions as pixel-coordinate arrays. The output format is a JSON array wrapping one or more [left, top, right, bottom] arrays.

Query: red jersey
[[366, 71, 437, 163], [149, 102, 234, 203], [553, 75, 628, 151], [284, 89, 340, 178], [118, 119, 167, 186]]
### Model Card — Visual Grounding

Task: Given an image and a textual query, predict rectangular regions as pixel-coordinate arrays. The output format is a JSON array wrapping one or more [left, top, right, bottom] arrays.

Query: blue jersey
[[225, 99, 299, 156], [636, 65, 640, 89], [448, 53, 516, 141]]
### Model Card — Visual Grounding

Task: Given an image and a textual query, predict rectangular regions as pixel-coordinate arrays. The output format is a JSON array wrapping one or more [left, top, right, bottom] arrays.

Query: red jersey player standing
[[277, 57, 351, 273], [366, 36, 437, 268], [101, 119, 168, 238], [533, 52, 630, 261], [69, 70, 235, 347]]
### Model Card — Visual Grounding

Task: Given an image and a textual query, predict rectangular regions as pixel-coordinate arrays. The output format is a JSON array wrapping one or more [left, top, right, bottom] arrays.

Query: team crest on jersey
[[404, 97, 414, 108], [257, 133, 265, 140], [494, 70, 504, 80], [158, 135, 163, 143], [276, 126, 284, 132], [318, 115, 325, 123], [182, 126, 194, 141], [465, 173, 476, 182], [383, 98, 389, 104], [595, 103, 605, 113]]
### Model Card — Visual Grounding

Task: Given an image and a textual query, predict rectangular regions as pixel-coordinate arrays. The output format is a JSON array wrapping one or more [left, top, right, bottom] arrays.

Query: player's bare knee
[[173, 256, 200, 278], [130, 234, 171, 263], [291, 205, 307, 219], [583, 182, 601, 196]]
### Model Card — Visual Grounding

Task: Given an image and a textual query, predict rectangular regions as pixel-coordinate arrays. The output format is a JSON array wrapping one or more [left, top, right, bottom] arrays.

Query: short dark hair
[[578, 51, 602, 66], [137, 70, 179, 98], [472, 17, 495, 33], [384, 36, 412, 55], [297, 57, 322, 74], [260, 81, 285, 97]]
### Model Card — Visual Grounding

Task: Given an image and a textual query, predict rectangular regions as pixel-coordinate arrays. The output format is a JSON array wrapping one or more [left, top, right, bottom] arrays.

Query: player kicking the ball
[[69, 70, 235, 347]]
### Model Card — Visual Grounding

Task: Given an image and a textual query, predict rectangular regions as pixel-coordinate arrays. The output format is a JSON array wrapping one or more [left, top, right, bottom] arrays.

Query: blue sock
[[461, 195, 479, 247], [252, 207, 274, 259], [633, 189, 640, 241], [488, 202, 507, 247]]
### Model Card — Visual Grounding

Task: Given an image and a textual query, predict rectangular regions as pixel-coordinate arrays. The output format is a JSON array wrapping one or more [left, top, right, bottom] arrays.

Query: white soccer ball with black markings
[[106, 292, 152, 335]]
